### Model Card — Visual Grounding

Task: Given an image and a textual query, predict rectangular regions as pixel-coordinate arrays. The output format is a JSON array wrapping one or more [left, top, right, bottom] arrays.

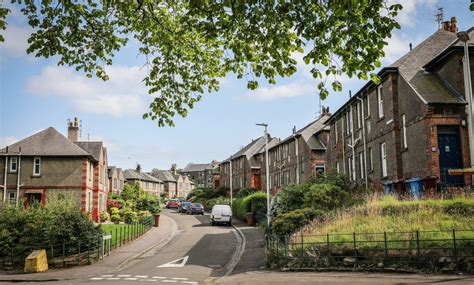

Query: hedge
[[271, 208, 325, 237], [232, 191, 268, 224]]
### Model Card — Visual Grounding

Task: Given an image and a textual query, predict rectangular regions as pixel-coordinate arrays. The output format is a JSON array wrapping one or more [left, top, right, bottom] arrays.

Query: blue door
[[437, 126, 464, 186]]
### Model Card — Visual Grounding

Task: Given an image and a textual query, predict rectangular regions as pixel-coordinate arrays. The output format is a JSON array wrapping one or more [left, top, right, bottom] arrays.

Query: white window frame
[[8, 191, 16, 203], [381, 142, 387, 177], [33, 157, 41, 176], [9, 157, 18, 172], [345, 113, 350, 134], [377, 85, 384, 118], [402, 114, 407, 149], [336, 162, 340, 174], [334, 120, 338, 143], [359, 152, 364, 179], [356, 102, 362, 128]]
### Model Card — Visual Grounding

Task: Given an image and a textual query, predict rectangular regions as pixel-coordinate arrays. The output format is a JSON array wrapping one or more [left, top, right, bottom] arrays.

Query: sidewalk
[[0, 213, 178, 282]]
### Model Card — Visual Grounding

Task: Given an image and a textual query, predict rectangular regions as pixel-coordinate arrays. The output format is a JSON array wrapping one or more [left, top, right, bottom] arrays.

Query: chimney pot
[[443, 21, 451, 32]]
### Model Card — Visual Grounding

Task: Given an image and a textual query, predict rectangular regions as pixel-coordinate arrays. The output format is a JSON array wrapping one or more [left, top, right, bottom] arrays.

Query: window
[[8, 192, 16, 204], [334, 121, 338, 143], [89, 163, 93, 181], [349, 107, 353, 133], [9, 157, 18, 172], [336, 162, 340, 174], [368, 147, 373, 171], [87, 191, 92, 212], [381, 142, 387, 177], [377, 85, 384, 118], [33, 157, 41, 176], [348, 157, 353, 181], [345, 113, 350, 134], [359, 152, 364, 179], [402, 114, 407, 149], [356, 102, 362, 128], [366, 95, 370, 117]]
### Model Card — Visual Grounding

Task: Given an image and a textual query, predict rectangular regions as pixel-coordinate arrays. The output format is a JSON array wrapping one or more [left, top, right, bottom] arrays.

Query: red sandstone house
[[325, 21, 473, 191], [0, 118, 109, 222]]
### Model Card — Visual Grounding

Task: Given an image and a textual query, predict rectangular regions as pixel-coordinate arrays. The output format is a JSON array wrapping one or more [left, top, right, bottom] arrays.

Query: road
[[79, 209, 238, 285]]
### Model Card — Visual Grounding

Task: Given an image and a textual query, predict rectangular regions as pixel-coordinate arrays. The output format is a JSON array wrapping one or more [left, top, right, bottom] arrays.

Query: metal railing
[[266, 229, 474, 273], [0, 217, 153, 270]]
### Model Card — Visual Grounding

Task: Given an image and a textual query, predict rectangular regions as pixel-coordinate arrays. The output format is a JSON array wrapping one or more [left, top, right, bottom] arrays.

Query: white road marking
[[162, 281, 178, 283], [106, 277, 120, 280], [144, 279, 158, 282], [157, 256, 189, 268], [181, 282, 198, 285], [172, 278, 188, 280], [101, 275, 114, 277], [89, 277, 103, 280], [135, 275, 149, 278], [152, 276, 166, 279], [117, 275, 131, 277], [124, 277, 138, 280]]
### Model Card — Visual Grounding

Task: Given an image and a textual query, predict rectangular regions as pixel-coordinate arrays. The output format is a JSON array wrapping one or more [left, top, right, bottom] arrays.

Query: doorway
[[437, 126, 464, 186]]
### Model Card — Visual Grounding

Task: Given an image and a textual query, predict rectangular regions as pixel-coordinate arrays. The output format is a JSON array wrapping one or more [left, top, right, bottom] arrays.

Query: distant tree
[[0, 1, 403, 126]]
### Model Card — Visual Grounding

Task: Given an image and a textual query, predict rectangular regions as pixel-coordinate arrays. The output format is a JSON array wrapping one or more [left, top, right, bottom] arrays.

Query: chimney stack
[[442, 21, 451, 32], [67, 117, 79, 142], [450, 17, 458, 33]]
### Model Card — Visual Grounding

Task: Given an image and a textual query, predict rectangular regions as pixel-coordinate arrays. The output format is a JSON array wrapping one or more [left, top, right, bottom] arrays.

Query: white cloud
[[388, 0, 437, 27], [240, 82, 314, 101], [26, 65, 149, 117], [0, 136, 19, 148], [382, 33, 423, 65], [0, 24, 32, 58]]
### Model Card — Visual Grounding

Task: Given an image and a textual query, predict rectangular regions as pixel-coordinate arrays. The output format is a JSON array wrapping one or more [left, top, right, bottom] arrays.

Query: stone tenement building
[[150, 169, 177, 198], [123, 168, 163, 196], [265, 111, 330, 194], [0, 118, 109, 222], [325, 21, 473, 190], [180, 160, 219, 188], [108, 166, 124, 195]]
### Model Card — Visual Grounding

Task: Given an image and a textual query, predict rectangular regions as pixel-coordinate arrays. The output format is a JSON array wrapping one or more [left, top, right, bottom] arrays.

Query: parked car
[[166, 199, 180, 209], [178, 202, 192, 213], [210, 205, 232, 226], [187, 203, 204, 215]]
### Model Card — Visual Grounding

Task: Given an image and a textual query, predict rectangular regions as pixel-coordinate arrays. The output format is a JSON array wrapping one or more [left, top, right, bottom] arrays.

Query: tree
[[0, 1, 402, 126]]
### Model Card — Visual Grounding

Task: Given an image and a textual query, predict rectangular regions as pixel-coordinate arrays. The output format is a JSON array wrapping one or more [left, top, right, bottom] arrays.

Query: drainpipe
[[229, 157, 233, 208], [357, 97, 369, 189], [294, 134, 300, 184], [350, 105, 356, 181], [2, 146, 8, 203], [342, 115, 346, 174], [16, 147, 21, 206]]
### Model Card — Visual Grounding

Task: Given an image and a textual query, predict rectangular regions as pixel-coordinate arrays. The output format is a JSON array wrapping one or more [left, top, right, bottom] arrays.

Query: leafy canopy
[[0, 1, 402, 126]]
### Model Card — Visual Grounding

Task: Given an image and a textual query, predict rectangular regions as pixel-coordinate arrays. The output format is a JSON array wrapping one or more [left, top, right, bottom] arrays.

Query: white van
[[210, 205, 232, 226]]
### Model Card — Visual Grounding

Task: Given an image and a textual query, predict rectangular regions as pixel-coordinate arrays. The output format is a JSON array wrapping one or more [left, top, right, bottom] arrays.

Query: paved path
[[0, 212, 178, 282]]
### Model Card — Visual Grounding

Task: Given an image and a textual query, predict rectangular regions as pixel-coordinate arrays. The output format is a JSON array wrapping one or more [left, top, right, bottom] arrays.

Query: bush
[[204, 197, 230, 211], [109, 207, 120, 216], [100, 211, 110, 223], [303, 183, 349, 211], [111, 214, 121, 224], [308, 172, 352, 193], [136, 193, 162, 214], [122, 209, 138, 224], [273, 183, 308, 216], [233, 192, 269, 224], [107, 199, 122, 212], [271, 208, 324, 237], [0, 198, 101, 254]]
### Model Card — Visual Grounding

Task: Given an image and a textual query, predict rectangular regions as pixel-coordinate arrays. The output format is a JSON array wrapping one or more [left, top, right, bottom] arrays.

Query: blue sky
[[0, 0, 473, 171]]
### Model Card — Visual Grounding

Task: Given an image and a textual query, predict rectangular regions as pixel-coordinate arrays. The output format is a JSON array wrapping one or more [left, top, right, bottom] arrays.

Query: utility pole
[[229, 155, 233, 208], [256, 123, 270, 227], [435, 7, 443, 30]]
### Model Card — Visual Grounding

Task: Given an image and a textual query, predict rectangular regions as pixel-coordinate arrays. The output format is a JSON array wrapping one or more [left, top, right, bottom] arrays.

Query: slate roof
[[75, 142, 103, 161], [410, 71, 466, 104], [108, 166, 116, 179], [182, 163, 210, 172], [123, 169, 162, 183], [257, 137, 281, 154], [0, 127, 90, 157], [274, 114, 330, 150], [225, 136, 268, 162], [149, 169, 177, 182]]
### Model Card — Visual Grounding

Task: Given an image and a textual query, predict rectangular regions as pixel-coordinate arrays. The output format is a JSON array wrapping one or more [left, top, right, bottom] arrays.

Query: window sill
[[401, 147, 408, 153], [8, 171, 18, 174], [31, 175, 41, 178], [377, 116, 385, 123]]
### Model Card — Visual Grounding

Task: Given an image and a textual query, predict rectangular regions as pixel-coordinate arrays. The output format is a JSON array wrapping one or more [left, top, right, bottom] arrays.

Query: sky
[[0, 0, 473, 171]]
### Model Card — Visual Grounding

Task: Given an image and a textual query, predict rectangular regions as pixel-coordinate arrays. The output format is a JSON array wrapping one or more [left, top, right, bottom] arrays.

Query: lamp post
[[457, 31, 474, 170], [256, 123, 270, 227]]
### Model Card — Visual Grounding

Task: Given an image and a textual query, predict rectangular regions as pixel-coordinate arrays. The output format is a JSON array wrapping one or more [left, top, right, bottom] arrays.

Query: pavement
[[0, 213, 178, 282]]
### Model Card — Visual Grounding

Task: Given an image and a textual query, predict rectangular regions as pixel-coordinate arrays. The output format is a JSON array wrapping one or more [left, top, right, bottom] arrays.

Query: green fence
[[0, 217, 153, 270], [266, 229, 474, 273]]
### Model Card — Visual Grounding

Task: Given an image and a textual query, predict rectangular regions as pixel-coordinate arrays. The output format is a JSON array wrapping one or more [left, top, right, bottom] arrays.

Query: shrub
[[204, 197, 230, 211], [274, 183, 309, 215], [136, 193, 162, 214], [111, 214, 121, 224], [107, 199, 122, 212], [272, 208, 324, 237], [0, 198, 101, 254], [232, 198, 247, 221], [235, 188, 256, 198], [138, 210, 153, 222], [109, 207, 120, 216], [122, 208, 138, 224], [303, 183, 349, 211], [309, 172, 352, 193], [232, 192, 269, 224], [100, 211, 110, 223]]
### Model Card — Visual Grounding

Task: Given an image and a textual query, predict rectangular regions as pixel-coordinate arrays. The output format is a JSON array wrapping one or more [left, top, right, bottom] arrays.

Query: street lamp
[[457, 31, 474, 169], [256, 123, 270, 227]]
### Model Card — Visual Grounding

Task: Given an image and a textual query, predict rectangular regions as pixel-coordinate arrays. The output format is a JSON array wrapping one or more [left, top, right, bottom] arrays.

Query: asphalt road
[[76, 209, 237, 285]]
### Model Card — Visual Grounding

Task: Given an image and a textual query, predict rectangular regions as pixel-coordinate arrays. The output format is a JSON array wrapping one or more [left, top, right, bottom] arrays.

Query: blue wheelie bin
[[405, 177, 423, 199], [383, 180, 394, 195]]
